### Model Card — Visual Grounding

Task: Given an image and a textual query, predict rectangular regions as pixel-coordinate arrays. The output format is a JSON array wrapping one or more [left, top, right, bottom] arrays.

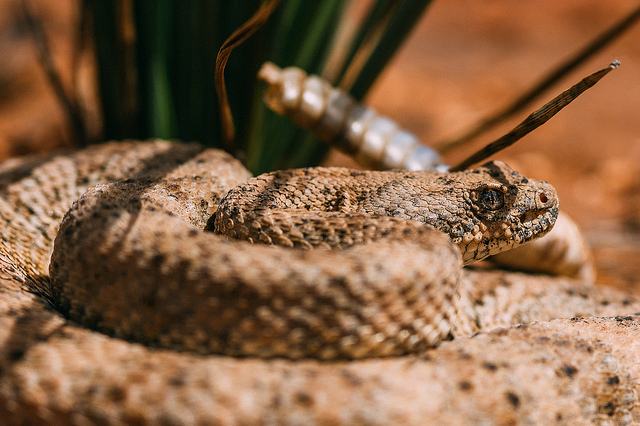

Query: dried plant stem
[[337, 2, 398, 93], [215, 0, 281, 153], [451, 60, 620, 172], [438, 4, 640, 155], [71, 1, 89, 120], [22, 0, 87, 147]]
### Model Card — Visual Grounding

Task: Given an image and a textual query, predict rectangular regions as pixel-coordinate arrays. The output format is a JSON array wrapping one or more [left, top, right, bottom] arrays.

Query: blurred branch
[[451, 60, 620, 172], [343, 0, 433, 101], [337, 2, 398, 93], [71, 0, 89, 122], [438, 3, 640, 154], [215, 0, 281, 153], [22, 0, 87, 147]]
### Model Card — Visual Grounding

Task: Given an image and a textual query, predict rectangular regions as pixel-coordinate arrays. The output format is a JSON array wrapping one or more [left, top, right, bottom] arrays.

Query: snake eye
[[479, 187, 505, 211]]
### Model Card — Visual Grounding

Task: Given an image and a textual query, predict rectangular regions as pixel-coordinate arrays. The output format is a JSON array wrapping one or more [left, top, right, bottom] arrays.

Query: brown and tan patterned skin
[[0, 140, 639, 424], [214, 161, 557, 264], [50, 145, 556, 360]]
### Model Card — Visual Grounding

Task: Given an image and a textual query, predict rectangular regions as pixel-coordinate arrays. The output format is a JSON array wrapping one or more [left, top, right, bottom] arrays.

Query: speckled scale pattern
[[50, 151, 557, 358], [215, 161, 558, 264], [0, 140, 213, 289], [0, 141, 639, 424], [50, 176, 461, 359]]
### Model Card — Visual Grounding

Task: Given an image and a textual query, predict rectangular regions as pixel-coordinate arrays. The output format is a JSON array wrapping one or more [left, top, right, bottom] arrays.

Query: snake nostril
[[539, 193, 548, 204]]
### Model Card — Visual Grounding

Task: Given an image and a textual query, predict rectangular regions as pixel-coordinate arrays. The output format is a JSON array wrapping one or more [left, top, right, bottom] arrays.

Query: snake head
[[456, 160, 558, 264]]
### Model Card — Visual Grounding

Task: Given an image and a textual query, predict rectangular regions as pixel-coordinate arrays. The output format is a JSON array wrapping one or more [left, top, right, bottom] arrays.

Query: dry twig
[[215, 0, 281, 153], [437, 4, 640, 155], [21, 0, 88, 147], [451, 60, 620, 172]]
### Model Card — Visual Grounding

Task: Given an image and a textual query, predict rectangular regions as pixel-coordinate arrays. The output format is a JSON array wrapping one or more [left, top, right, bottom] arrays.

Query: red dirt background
[[0, 1, 638, 293]]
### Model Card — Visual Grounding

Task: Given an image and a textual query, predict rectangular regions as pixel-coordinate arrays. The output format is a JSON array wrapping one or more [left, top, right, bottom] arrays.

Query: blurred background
[[0, 0, 638, 292]]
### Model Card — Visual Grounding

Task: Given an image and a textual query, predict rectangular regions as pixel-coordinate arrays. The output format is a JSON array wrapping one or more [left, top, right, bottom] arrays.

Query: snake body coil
[[0, 141, 637, 424], [48, 142, 557, 359]]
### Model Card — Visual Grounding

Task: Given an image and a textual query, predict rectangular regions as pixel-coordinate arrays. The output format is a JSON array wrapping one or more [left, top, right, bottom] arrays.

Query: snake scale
[[0, 140, 639, 424]]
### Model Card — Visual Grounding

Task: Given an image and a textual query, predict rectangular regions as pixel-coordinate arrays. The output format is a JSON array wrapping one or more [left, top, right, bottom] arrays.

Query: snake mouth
[[514, 207, 558, 244], [519, 210, 544, 226]]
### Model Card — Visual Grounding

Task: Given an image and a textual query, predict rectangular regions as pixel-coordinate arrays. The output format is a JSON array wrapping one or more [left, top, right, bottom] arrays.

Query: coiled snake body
[[0, 141, 639, 424]]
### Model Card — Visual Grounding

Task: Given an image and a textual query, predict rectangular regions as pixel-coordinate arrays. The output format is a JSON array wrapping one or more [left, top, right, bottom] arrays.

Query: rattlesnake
[[0, 140, 639, 424]]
